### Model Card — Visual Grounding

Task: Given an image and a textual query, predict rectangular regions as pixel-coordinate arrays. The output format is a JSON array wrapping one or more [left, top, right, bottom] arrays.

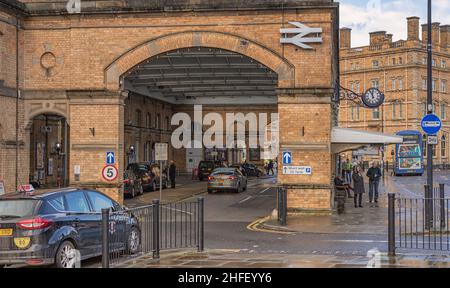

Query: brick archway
[[105, 31, 295, 90]]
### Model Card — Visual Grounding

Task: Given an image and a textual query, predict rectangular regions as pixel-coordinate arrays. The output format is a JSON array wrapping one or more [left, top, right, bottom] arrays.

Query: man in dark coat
[[366, 162, 382, 204], [169, 160, 176, 189]]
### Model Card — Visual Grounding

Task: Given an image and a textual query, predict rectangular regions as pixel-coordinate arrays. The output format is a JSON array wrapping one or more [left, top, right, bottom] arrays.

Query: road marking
[[323, 240, 387, 243], [238, 196, 253, 204], [259, 187, 271, 194]]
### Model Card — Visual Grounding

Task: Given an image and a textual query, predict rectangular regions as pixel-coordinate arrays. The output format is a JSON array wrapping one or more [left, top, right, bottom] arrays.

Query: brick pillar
[[68, 90, 126, 204], [277, 88, 333, 215]]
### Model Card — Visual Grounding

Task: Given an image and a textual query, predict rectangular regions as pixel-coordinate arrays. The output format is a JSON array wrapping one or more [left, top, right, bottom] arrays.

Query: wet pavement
[[116, 248, 450, 268]]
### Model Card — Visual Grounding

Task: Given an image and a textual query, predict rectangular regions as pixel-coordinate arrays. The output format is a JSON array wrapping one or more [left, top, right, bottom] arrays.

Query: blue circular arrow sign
[[421, 114, 442, 135]]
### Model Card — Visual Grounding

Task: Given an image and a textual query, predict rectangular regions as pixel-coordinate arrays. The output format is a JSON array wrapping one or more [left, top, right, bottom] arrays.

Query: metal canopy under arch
[[123, 47, 279, 105]]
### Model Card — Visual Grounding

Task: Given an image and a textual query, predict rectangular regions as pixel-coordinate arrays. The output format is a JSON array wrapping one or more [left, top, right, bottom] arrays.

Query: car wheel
[[126, 227, 141, 255], [207, 189, 213, 194], [236, 182, 241, 193], [55, 241, 77, 268]]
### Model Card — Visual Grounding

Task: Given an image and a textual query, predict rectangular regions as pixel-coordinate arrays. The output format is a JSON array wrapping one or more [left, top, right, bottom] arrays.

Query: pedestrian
[[268, 160, 274, 176], [343, 159, 353, 185], [366, 162, 382, 204], [352, 166, 365, 208], [334, 175, 351, 214], [169, 160, 176, 189]]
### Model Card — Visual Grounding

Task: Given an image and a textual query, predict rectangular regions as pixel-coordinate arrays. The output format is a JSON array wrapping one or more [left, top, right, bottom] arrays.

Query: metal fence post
[[388, 193, 396, 257], [101, 208, 110, 268], [197, 197, 204, 252], [425, 184, 433, 230], [152, 199, 160, 259], [440, 183, 446, 229]]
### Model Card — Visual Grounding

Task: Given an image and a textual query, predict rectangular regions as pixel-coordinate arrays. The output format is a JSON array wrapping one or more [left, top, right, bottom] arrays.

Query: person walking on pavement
[[366, 162, 382, 204], [343, 159, 353, 185], [352, 166, 365, 208], [268, 160, 274, 176], [169, 160, 177, 189]]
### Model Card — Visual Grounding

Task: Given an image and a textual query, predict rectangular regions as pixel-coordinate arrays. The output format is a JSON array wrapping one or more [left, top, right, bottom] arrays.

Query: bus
[[394, 130, 424, 176]]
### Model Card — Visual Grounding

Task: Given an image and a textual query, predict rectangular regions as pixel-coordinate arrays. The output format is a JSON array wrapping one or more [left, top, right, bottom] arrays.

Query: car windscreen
[[0, 199, 40, 219]]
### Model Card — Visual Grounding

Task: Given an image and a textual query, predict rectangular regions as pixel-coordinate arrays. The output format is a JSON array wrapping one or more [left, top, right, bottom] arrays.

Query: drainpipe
[[15, 16, 20, 190]]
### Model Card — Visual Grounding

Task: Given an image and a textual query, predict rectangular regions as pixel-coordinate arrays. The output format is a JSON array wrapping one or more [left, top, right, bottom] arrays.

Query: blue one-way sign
[[282, 151, 292, 165], [106, 151, 115, 165]]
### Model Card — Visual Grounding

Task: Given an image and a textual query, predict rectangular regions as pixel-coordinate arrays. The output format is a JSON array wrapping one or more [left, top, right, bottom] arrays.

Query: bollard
[[388, 193, 396, 257], [152, 199, 160, 259], [440, 184, 446, 229], [101, 208, 110, 268], [197, 197, 204, 252]]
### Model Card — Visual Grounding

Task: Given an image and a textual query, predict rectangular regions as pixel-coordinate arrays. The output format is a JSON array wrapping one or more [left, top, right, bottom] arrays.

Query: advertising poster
[[399, 158, 422, 170]]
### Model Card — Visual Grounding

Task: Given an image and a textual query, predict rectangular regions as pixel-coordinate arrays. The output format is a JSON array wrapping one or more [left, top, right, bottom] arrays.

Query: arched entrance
[[29, 113, 69, 189], [121, 45, 280, 174]]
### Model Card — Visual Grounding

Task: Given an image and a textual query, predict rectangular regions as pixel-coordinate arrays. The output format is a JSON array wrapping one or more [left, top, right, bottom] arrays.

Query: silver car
[[207, 168, 248, 194]]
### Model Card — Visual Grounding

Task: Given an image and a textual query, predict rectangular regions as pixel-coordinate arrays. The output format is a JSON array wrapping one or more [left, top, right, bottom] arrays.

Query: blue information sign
[[421, 114, 442, 135]]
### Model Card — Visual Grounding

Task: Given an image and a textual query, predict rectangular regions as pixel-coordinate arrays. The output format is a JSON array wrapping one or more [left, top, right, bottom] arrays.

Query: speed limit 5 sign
[[102, 165, 118, 182]]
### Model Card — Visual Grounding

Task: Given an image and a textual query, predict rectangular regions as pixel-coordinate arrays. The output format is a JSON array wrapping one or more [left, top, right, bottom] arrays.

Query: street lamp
[[425, 0, 434, 230]]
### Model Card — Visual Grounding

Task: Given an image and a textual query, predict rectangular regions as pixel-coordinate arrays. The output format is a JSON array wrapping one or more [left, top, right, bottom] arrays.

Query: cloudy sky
[[340, 0, 450, 47]]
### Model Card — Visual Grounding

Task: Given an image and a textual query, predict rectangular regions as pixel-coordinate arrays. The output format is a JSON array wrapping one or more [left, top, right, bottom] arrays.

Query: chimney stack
[[422, 23, 441, 46], [441, 25, 450, 49], [407, 16, 420, 41], [370, 31, 387, 45], [340, 28, 352, 49]]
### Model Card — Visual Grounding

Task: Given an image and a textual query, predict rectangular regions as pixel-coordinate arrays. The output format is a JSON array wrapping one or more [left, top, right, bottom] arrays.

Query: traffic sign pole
[[426, 0, 434, 229]]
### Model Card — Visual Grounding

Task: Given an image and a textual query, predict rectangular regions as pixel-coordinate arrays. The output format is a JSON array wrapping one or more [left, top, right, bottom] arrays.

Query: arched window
[[135, 109, 142, 127], [442, 135, 447, 158], [166, 116, 170, 131], [156, 114, 161, 129], [146, 113, 151, 128]]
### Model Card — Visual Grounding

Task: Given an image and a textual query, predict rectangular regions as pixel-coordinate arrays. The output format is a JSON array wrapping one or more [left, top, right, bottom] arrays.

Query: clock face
[[362, 88, 385, 108]]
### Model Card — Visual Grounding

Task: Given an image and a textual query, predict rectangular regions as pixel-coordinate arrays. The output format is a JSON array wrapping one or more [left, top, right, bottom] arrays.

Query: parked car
[[0, 188, 140, 268], [242, 163, 264, 177], [231, 163, 263, 177], [198, 161, 224, 181], [207, 168, 248, 194], [123, 170, 143, 198], [126, 163, 168, 192]]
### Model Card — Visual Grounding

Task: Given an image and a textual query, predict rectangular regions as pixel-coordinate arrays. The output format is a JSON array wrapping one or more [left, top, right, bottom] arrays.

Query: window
[[146, 113, 151, 128], [399, 102, 403, 118], [372, 60, 379, 68], [372, 108, 380, 120], [87, 192, 115, 212], [166, 116, 170, 130], [356, 106, 360, 120], [432, 79, 437, 92], [422, 79, 427, 90], [371, 79, 380, 89], [355, 81, 360, 93], [442, 60, 447, 69], [392, 102, 397, 119], [442, 135, 447, 158], [432, 59, 437, 67], [422, 57, 427, 65], [40, 195, 65, 214], [392, 79, 397, 90], [351, 105, 355, 120], [441, 80, 447, 93], [350, 82, 354, 91], [156, 114, 161, 129], [399, 57, 403, 65], [135, 110, 142, 127], [65, 192, 90, 213], [441, 103, 447, 120], [399, 79, 404, 90], [392, 58, 396, 65]]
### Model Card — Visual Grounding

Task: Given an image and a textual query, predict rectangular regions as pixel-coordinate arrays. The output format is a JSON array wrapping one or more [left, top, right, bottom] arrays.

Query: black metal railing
[[388, 184, 449, 256], [102, 198, 204, 268], [277, 187, 287, 226]]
